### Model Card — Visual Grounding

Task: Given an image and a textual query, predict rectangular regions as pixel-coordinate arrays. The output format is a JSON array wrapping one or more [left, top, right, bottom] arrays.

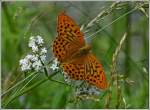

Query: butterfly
[[52, 11, 107, 89]]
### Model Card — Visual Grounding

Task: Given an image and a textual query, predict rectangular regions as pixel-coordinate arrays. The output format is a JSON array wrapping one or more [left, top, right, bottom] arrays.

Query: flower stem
[[2, 71, 58, 108]]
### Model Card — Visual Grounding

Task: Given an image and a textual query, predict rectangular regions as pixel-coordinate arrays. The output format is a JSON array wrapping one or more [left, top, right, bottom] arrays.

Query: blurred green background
[[1, 1, 149, 109]]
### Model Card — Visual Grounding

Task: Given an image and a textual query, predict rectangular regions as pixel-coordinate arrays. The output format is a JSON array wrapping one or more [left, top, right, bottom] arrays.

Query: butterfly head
[[79, 44, 91, 55], [69, 44, 91, 60]]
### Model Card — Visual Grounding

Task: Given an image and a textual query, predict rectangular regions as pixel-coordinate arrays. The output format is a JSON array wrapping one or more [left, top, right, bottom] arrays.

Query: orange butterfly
[[52, 11, 107, 89]]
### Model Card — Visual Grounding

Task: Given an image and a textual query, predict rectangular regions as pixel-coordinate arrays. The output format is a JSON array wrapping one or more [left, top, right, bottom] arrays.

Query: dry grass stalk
[[105, 33, 127, 108], [81, 1, 121, 33]]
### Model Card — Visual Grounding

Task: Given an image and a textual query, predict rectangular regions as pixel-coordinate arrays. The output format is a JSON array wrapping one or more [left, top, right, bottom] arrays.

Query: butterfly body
[[68, 44, 91, 61], [52, 11, 107, 89]]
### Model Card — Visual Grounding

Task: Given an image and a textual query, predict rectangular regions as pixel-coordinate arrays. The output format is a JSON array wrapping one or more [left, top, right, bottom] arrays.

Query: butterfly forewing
[[57, 11, 85, 47], [53, 36, 78, 62], [53, 11, 85, 62]]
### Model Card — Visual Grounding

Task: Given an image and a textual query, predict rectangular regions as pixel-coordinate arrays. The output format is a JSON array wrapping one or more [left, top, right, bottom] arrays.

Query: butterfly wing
[[62, 54, 107, 89], [57, 11, 85, 46], [53, 11, 85, 62], [85, 54, 107, 89], [62, 63, 85, 80], [62, 55, 86, 80]]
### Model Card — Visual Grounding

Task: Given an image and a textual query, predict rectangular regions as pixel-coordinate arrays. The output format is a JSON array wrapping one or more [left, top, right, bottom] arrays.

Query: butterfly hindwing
[[85, 54, 107, 89], [62, 63, 85, 80], [61, 54, 107, 89]]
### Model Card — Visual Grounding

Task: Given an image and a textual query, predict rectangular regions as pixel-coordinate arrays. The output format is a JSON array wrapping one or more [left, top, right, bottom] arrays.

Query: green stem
[[39, 54, 49, 77], [3, 78, 48, 108], [1, 72, 37, 97], [49, 78, 71, 86], [124, 3, 131, 96], [3, 71, 58, 108]]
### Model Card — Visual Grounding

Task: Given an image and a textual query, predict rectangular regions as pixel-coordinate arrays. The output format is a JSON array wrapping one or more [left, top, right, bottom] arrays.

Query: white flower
[[26, 54, 34, 60], [63, 72, 72, 84], [31, 45, 38, 52], [40, 55, 46, 62], [88, 86, 101, 95], [30, 55, 38, 62], [36, 35, 43, 45], [40, 48, 47, 54], [28, 36, 38, 52], [50, 64, 59, 70], [19, 58, 31, 71], [54, 58, 59, 65], [32, 60, 42, 71], [28, 36, 36, 48], [28, 36, 45, 53], [50, 59, 59, 70]]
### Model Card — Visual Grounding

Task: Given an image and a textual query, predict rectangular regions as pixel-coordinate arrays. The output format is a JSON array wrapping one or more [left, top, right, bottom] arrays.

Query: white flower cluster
[[19, 35, 47, 72], [76, 85, 101, 96], [28, 35, 44, 52]]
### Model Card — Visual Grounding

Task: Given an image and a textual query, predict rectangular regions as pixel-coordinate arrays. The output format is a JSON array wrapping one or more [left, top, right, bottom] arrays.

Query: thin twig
[[81, 2, 145, 41], [84, 1, 120, 31], [16, 73, 39, 93], [49, 78, 71, 86], [3, 71, 59, 107], [88, 8, 135, 40], [1, 72, 37, 97], [114, 33, 127, 108], [3, 73, 40, 107], [24, 6, 51, 37], [105, 33, 127, 108], [136, 2, 149, 18]]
